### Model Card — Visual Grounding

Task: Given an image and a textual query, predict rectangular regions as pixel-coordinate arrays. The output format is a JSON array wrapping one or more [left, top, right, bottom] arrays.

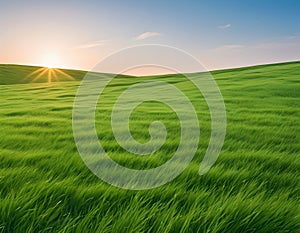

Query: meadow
[[0, 62, 299, 232]]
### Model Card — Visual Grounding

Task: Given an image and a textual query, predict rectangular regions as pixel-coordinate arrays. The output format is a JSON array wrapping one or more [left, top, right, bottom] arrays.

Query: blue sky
[[0, 0, 299, 72]]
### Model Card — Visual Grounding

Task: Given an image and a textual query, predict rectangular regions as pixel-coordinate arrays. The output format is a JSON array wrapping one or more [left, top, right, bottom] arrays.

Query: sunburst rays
[[25, 67, 74, 84]]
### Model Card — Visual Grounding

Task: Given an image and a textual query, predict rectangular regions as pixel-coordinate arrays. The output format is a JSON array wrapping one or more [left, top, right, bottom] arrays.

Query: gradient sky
[[0, 0, 300, 74]]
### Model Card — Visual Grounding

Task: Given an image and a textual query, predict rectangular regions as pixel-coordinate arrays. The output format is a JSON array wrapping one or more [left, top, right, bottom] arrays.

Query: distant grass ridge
[[0, 61, 299, 232], [1, 60, 300, 84]]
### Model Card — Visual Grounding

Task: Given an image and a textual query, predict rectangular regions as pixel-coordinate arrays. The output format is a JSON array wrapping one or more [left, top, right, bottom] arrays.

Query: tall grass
[[0, 62, 299, 232]]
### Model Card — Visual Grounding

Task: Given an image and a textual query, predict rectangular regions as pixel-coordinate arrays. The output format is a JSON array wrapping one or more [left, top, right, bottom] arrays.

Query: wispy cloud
[[254, 42, 300, 49], [287, 33, 300, 40], [218, 24, 231, 30], [287, 36, 297, 40], [213, 44, 244, 51], [134, 32, 161, 40], [75, 40, 108, 49], [213, 40, 300, 52]]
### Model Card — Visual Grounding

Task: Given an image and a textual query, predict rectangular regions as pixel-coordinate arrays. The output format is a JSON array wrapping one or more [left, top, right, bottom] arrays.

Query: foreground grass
[[0, 62, 299, 232]]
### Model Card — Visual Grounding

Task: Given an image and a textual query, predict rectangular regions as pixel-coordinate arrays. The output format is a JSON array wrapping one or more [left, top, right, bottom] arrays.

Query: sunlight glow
[[41, 53, 61, 69], [25, 67, 74, 84]]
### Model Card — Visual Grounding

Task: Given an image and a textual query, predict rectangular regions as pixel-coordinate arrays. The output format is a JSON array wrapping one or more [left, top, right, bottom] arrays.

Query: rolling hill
[[0, 61, 299, 232]]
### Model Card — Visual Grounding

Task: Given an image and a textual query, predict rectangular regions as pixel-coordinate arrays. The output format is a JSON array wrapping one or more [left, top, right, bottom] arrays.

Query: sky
[[0, 0, 300, 74]]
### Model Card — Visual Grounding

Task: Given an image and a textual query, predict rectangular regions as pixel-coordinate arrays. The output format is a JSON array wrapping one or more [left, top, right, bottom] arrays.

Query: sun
[[25, 66, 74, 84], [41, 53, 61, 69], [23, 52, 75, 84], [46, 64, 55, 69]]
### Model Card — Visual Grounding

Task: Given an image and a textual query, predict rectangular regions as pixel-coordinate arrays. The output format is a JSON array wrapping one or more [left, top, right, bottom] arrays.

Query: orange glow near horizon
[[122, 65, 178, 76], [25, 67, 74, 84]]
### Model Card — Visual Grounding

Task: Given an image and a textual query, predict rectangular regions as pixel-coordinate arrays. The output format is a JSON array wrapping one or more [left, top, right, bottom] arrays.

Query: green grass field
[[0, 62, 299, 232]]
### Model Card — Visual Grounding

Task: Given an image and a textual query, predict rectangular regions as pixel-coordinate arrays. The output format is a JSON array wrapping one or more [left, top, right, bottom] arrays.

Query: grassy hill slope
[[0, 61, 299, 232]]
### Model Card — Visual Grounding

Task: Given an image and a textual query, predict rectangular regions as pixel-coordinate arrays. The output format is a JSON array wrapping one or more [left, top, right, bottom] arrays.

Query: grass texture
[[0, 62, 299, 232]]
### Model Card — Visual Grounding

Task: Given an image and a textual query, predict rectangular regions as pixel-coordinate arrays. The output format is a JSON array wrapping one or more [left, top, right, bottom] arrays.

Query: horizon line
[[0, 59, 299, 77]]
